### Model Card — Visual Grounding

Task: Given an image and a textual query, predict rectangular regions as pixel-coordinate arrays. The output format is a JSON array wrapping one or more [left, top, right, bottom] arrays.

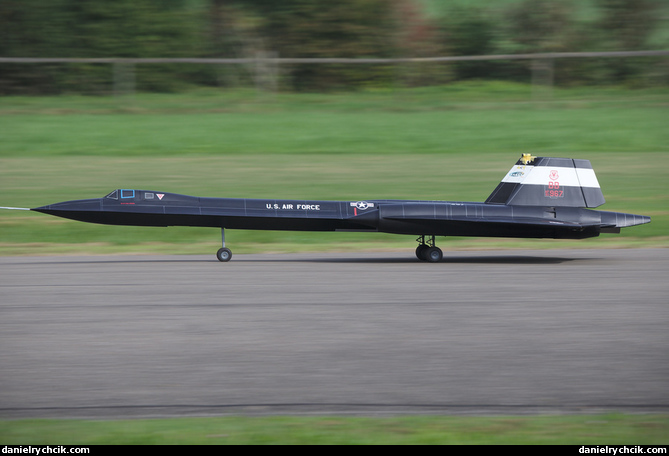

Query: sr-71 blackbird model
[[3, 155, 650, 262]]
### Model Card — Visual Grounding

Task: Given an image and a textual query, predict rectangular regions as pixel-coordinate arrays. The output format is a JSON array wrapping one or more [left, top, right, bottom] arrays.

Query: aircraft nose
[[32, 199, 102, 214]]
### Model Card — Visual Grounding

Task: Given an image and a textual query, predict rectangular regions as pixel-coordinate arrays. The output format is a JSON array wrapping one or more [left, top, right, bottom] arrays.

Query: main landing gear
[[216, 228, 232, 262], [415, 235, 442, 262]]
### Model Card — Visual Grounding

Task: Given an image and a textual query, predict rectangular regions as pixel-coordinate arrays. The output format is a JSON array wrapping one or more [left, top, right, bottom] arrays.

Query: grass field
[[1, 83, 666, 256], [2, 414, 668, 445]]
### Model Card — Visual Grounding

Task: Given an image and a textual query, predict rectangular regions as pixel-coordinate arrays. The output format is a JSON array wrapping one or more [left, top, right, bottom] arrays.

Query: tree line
[[0, 0, 665, 94]]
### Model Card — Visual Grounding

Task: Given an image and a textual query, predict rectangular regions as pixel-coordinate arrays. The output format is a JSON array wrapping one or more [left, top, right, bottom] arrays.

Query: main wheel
[[425, 246, 443, 263], [415, 244, 429, 261], [216, 247, 232, 262]]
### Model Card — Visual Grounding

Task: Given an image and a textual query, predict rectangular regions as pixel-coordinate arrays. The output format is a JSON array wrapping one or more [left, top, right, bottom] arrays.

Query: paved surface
[[1, 249, 668, 418]]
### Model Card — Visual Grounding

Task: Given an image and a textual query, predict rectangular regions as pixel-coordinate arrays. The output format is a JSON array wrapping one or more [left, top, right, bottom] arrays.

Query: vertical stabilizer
[[486, 155, 605, 208]]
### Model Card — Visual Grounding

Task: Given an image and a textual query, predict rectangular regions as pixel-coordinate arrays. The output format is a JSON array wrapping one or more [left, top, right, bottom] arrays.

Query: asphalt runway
[[1, 249, 668, 419]]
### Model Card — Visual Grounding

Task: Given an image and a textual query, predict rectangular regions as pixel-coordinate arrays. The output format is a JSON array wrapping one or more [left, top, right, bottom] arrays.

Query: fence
[[1, 50, 667, 96]]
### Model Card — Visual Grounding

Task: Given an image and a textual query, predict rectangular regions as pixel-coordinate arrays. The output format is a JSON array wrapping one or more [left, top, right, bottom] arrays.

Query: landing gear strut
[[216, 228, 232, 262], [416, 235, 442, 262]]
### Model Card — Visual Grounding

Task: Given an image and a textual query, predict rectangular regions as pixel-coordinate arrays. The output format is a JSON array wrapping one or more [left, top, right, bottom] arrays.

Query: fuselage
[[32, 189, 650, 240]]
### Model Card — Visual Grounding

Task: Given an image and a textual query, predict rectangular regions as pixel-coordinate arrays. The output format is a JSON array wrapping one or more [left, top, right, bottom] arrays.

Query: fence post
[[531, 58, 554, 102], [254, 51, 278, 94], [113, 61, 135, 97]]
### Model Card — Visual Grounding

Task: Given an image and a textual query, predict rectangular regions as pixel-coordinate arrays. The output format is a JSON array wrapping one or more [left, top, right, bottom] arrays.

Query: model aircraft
[[1, 155, 650, 262]]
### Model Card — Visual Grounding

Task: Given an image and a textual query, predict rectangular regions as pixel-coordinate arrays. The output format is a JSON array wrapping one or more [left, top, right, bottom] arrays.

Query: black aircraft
[[3, 155, 650, 262]]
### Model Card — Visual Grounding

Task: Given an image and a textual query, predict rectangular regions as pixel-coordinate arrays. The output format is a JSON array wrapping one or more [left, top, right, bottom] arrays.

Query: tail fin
[[486, 154, 605, 208]]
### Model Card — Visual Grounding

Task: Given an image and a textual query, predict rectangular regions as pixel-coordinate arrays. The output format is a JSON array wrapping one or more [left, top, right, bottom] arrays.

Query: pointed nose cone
[[33, 198, 100, 211], [31, 199, 102, 222]]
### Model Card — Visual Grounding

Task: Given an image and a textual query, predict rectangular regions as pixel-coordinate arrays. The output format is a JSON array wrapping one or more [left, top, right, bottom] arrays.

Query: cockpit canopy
[[105, 189, 164, 201], [103, 190, 198, 204]]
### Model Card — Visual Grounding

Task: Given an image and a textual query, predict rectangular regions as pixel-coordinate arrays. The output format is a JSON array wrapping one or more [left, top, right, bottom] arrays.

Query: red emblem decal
[[157, 194, 164, 200], [549, 170, 559, 181]]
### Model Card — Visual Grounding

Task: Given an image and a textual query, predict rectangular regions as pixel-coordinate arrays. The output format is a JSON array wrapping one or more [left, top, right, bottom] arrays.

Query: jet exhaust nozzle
[[600, 211, 651, 229]]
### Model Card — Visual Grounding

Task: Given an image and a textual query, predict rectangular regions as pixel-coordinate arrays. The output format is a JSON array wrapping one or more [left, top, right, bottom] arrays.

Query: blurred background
[[1, 0, 667, 94]]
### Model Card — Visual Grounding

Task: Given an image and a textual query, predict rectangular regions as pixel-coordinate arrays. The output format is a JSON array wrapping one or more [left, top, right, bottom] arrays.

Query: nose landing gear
[[216, 228, 232, 262]]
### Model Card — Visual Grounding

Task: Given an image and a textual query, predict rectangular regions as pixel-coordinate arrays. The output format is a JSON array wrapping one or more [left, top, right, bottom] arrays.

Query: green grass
[[2, 107, 667, 157], [0, 83, 666, 256], [2, 83, 668, 157], [1, 414, 668, 444]]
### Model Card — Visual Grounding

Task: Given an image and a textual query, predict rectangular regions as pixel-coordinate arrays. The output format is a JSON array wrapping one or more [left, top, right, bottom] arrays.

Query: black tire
[[415, 244, 428, 261], [425, 246, 443, 263], [216, 247, 232, 262]]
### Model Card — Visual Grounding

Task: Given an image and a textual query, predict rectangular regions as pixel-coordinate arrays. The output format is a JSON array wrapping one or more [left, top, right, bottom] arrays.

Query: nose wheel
[[216, 228, 232, 262], [216, 247, 232, 262], [416, 235, 442, 262]]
